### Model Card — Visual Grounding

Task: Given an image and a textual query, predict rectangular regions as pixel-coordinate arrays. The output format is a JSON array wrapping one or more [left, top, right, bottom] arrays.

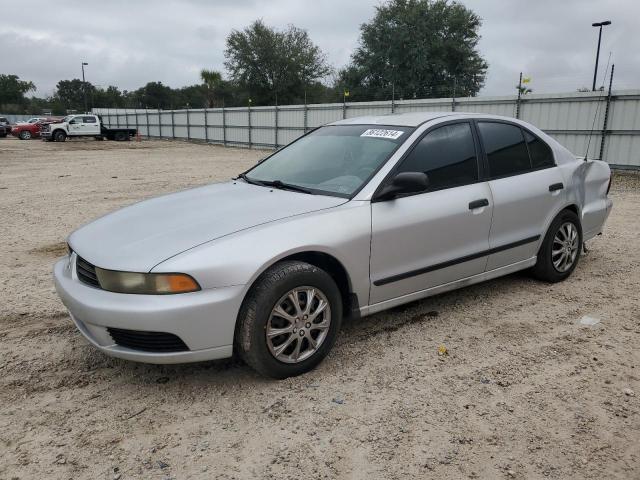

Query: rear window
[[478, 122, 531, 178], [0, 117, 7, 123], [83, 116, 97, 123], [524, 130, 555, 168]]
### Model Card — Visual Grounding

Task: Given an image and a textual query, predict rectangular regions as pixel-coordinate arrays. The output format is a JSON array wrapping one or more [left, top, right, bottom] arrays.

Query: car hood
[[68, 181, 348, 272]]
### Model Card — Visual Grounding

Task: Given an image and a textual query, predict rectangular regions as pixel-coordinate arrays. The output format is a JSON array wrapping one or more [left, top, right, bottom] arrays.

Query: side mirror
[[376, 172, 429, 201], [69, 119, 76, 124]]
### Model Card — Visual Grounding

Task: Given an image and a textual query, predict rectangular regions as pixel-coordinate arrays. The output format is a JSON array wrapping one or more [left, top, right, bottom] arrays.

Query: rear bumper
[[53, 256, 245, 364]]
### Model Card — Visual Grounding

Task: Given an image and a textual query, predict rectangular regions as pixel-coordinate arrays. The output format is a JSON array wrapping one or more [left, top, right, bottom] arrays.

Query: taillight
[[606, 175, 612, 195]]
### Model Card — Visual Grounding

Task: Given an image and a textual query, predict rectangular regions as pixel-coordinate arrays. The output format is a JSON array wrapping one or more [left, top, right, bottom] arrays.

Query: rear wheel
[[53, 130, 66, 142], [19, 130, 32, 140], [532, 209, 582, 282], [114, 131, 128, 141], [235, 261, 342, 379]]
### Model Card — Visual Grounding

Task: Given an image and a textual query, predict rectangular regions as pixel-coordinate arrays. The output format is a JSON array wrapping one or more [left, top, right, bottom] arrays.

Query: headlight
[[95, 268, 200, 294]]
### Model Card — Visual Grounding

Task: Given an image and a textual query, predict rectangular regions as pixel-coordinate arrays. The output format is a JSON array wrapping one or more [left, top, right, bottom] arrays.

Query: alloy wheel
[[552, 222, 579, 272], [266, 286, 331, 364]]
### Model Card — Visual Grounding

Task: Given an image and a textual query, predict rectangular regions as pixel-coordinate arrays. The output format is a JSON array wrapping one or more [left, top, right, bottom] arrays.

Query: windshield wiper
[[237, 174, 313, 194], [259, 179, 314, 194], [236, 172, 265, 186]]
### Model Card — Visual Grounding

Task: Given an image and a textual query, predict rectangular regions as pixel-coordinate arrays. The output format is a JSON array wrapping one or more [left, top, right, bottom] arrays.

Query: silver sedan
[[54, 112, 613, 378]]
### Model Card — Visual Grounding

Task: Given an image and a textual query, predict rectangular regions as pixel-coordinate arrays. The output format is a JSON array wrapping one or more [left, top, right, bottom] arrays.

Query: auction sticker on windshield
[[360, 129, 404, 140]]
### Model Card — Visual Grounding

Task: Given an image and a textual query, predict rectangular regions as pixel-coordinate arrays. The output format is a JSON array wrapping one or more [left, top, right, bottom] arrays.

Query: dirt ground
[[0, 136, 638, 480]]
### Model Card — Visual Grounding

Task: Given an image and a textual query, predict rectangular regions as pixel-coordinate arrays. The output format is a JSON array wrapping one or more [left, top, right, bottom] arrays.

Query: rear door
[[476, 121, 565, 270], [82, 116, 100, 135], [369, 121, 493, 305]]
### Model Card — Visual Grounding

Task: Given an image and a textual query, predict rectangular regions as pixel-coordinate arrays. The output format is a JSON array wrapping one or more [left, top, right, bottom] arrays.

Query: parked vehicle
[[54, 112, 613, 378], [41, 114, 137, 142], [0, 117, 11, 136], [16, 117, 49, 125], [11, 117, 62, 140]]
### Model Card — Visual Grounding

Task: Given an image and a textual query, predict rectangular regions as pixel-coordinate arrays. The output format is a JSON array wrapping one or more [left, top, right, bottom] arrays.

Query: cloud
[[0, 0, 637, 97]]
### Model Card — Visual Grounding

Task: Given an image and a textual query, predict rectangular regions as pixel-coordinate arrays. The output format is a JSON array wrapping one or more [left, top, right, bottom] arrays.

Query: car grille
[[76, 256, 101, 288], [107, 328, 189, 352], [41, 124, 50, 132]]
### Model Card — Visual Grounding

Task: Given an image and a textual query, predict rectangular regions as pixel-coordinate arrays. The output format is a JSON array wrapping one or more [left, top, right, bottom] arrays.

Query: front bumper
[[53, 256, 245, 364]]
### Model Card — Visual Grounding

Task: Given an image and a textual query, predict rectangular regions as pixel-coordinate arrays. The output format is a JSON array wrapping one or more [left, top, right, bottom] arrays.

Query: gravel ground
[[0, 136, 638, 480]]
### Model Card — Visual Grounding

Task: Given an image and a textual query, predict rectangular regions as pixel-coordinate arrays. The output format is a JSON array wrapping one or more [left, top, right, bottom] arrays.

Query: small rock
[[113, 474, 121, 480], [332, 398, 344, 405], [157, 460, 169, 469], [623, 388, 635, 397], [507, 470, 516, 477], [579, 315, 600, 326]]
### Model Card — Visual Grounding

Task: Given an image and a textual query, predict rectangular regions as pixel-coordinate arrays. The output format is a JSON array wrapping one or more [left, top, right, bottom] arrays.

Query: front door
[[369, 121, 493, 305]]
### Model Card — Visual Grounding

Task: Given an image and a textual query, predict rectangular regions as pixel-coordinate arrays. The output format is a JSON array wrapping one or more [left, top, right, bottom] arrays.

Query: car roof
[[330, 111, 527, 127]]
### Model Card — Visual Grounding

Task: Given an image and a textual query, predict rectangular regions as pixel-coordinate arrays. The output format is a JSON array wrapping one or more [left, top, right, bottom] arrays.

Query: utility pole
[[516, 72, 523, 119], [81, 62, 88, 112]]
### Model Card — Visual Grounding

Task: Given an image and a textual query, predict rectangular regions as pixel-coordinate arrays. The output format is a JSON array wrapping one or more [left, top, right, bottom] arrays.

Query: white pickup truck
[[41, 114, 137, 142]]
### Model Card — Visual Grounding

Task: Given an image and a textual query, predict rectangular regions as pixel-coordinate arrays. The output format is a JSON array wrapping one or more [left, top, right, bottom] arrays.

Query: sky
[[1, 0, 638, 98]]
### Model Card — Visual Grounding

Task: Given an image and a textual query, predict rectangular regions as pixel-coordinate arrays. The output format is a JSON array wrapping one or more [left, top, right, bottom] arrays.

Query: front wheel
[[532, 209, 582, 282], [53, 130, 66, 142], [235, 261, 342, 379], [19, 130, 32, 140]]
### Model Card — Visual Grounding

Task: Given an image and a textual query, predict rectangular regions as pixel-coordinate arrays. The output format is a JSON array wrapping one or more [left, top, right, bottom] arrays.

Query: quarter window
[[524, 130, 554, 168], [397, 122, 479, 191], [478, 122, 531, 178]]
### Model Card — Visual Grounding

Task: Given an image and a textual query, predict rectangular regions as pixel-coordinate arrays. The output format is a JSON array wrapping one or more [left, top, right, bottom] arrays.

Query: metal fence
[[92, 89, 640, 169]]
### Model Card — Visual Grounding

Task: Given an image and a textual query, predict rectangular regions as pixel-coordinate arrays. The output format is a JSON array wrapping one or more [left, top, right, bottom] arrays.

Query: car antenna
[[583, 53, 613, 162]]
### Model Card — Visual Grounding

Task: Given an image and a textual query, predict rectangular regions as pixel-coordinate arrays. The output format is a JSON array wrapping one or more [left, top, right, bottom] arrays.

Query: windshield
[[245, 125, 413, 197], [62, 115, 73, 123]]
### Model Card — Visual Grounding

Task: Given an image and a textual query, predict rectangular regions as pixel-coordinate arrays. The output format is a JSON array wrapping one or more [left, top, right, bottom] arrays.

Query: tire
[[19, 130, 32, 140], [532, 209, 582, 282], [114, 131, 127, 141], [235, 261, 343, 379], [53, 130, 66, 142]]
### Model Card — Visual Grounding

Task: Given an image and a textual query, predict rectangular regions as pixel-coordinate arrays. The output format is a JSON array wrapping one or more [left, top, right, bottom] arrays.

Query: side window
[[397, 122, 479, 191], [69, 116, 80, 124], [478, 122, 531, 178], [524, 130, 554, 168], [83, 116, 97, 123]]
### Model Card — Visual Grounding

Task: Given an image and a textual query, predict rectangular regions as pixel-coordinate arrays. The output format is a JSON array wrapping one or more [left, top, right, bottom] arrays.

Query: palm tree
[[200, 69, 223, 107]]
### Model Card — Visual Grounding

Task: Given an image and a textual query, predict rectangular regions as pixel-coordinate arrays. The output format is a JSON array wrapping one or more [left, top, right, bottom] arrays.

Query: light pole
[[591, 21, 611, 91], [81, 62, 89, 112]]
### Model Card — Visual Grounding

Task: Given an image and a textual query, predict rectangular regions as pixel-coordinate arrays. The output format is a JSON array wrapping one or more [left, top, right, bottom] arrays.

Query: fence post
[[303, 91, 308, 133], [171, 109, 175, 139], [134, 108, 138, 135], [274, 104, 279, 149], [222, 104, 227, 147], [451, 78, 457, 112], [599, 64, 615, 162], [391, 82, 395, 113], [116, 109, 120, 128], [248, 101, 252, 149], [145, 108, 150, 138], [515, 72, 522, 119], [186, 107, 191, 141], [204, 108, 209, 143], [342, 93, 347, 119], [158, 108, 162, 138]]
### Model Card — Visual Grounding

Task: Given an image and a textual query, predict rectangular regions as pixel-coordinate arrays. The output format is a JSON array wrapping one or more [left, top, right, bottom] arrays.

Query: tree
[[0, 74, 36, 111], [133, 81, 175, 109], [339, 0, 487, 100], [55, 79, 96, 112], [224, 20, 332, 105], [200, 69, 223, 107]]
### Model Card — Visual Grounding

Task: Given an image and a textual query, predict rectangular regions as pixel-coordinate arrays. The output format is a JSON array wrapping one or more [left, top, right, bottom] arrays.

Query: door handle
[[549, 183, 564, 192], [468, 198, 489, 210]]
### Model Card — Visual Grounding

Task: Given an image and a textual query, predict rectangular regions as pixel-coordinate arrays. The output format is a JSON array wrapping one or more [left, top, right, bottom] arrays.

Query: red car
[[11, 117, 62, 140]]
